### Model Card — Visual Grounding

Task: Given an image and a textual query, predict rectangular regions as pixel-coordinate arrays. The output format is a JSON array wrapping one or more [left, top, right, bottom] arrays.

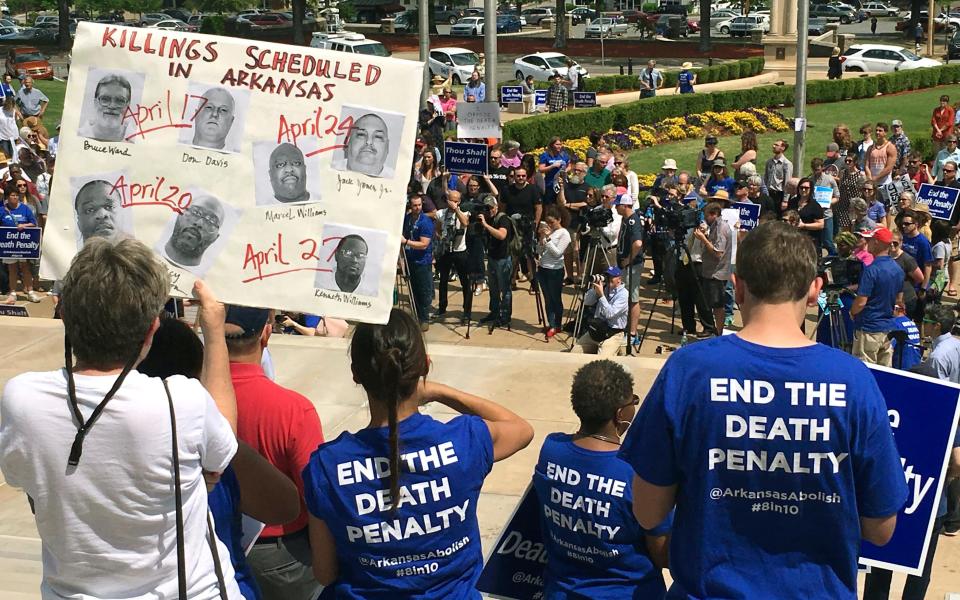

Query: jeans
[[246, 529, 321, 600], [945, 478, 960, 532], [487, 255, 513, 322], [821, 216, 837, 255], [408, 262, 433, 323], [863, 516, 944, 600], [538, 266, 564, 329], [436, 251, 472, 317], [724, 280, 735, 319]]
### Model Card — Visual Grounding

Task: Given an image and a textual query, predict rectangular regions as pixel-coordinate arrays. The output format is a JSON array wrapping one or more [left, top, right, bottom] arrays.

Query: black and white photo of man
[[178, 83, 248, 152], [254, 141, 322, 206], [332, 106, 405, 179], [77, 69, 144, 143], [73, 179, 128, 247], [314, 224, 386, 297], [161, 194, 225, 272]]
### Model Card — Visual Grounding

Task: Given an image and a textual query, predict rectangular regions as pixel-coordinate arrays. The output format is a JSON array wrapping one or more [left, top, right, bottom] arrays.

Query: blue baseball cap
[[606, 266, 622, 278], [225, 305, 270, 338]]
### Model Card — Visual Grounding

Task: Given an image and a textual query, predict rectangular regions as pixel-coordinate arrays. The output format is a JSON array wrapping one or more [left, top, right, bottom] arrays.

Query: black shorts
[[701, 277, 726, 309]]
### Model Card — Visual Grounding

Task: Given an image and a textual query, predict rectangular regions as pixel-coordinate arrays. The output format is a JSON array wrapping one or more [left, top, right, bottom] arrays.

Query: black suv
[[950, 29, 960, 60]]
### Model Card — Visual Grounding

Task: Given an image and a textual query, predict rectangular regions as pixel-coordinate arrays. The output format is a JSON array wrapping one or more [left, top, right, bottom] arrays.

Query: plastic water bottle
[[680, 332, 689, 347]]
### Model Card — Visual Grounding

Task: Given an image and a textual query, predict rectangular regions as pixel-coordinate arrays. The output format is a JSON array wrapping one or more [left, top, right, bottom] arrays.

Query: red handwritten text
[[241, 234, 342, 283], [276, 106, 353, 154], [111, 174, 192, 213]]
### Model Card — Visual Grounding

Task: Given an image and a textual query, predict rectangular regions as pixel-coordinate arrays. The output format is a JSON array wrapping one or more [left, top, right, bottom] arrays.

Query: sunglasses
[[845, 159, 854, 163], [620, 394, 641, 408], [946, 168, 957, 173], [799, 185, 811, 190], [901, 221, 915, 226], [891, 241, 901, 246]]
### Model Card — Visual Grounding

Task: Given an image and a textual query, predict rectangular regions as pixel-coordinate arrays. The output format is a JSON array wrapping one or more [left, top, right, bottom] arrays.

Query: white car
[[428, 47, 480, 85], [862, 2, 899, 16], [841, 44, 941, 72], [715, 13, 768, 33], [584, 17, 628, 37], [149, 19, 188, 31], [450, 16, 484, 36], [513, 52, 588, 82], [710, 8, 741, 22]]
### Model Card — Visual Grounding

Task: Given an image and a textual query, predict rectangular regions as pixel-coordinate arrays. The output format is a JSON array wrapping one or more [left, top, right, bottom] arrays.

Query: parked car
[[434, 6, 466, 25], [521, 7, 553, 25], [810, 4, 856, 23], [5, 46, 52, 80], [862, 2, 898, 17], [570, 6, 599, 24], [429, 47, 480, 84], [33, 14, 56, 27], [498, 8, 527, 26], [841, 43, 941, 71], [949, 28, 960, 60], [585, 17, 628, 37], [655, 4, 688, 18], [247, 12, 289, 27], [727, 15, 769, 35], [309, 33, 391, 56], [140, 12, 169, 26], [895, 14, 949, 33], [162, 8, 192, 22], [148, 19, 189, 31], [450, 16, 484, 35], [513, 52, 587, 82], [808, 17, 829, 34], [710, 8, 742, 21], [656, 14, 688, 37], [496, 14, 522, 33], [464, 8, 484, 17], [687, 18, 701, 32]]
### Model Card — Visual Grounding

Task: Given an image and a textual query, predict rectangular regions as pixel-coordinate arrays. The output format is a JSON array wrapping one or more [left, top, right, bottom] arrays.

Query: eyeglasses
[[799, 185, 811, 190], [619, 394, 640, 408], [891, 241, 901, 247], [901, 221, 915, 226], [339, 248, 367, 260], [184, 205, 221, 231], [946, 168, 957, 173], [15, 184, 25, 188], [96, 94, 129, 108], [490, 155, 502, 160]]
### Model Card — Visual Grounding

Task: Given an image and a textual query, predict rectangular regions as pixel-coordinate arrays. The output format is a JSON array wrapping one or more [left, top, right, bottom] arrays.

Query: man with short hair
[[225, 306, 323, 600], [936, 160, 959, 188], [850, 226, 903, 366], [890, 119, 911, 170], [865, 122, 898, 198], [546, 73, 567, 113], [615, 193, 644, 345], [314, 234, 376, 296], [763, 139, 792, 211], [919, 303, 960, 383], [74, 179, 123, 245], [810, 157, 840, 254], [78, 74, 133, 142], [162, 194, 225, 270], [584, 154, 612, 189], [824, 142, 842, 171], [899, 209, 933, 292], [1, 239, 243, 598], [503, 166, 542, 223], [478, 195, 514, 327], [487, 147, 511, 197], [623, 221, 907, 600], [573, 265, 628, 355], [268, 143, 310, 203], [14, 76, 47, 121], [638, 59, 663, 98], [435, 190, 473, 324], [693, 202, 733, 335], [341, 113, 392, 178], [192, 87, 236, 150], [402, 195, 435, 330]]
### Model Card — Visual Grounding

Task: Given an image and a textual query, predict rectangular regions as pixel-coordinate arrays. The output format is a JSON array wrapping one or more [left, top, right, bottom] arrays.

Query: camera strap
[[64, 337, 139, 468], [163, 379, 227, 600]]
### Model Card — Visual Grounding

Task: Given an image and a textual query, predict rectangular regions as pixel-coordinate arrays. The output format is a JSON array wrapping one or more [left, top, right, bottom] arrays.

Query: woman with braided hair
[[302, 309, 533, 598]]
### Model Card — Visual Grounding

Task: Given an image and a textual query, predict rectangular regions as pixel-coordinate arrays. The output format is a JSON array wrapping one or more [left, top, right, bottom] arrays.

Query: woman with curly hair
[[833, 123, 854, 155], [732, 130, 758, 173]]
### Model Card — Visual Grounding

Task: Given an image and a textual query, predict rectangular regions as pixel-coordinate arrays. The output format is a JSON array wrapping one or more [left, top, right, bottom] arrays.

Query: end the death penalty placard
[[41, 23, 424, 324]]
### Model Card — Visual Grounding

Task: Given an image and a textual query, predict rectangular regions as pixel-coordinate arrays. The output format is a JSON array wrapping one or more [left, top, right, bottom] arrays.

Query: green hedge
[[497, 57, 764, 97], [504, 63, 960, 150]]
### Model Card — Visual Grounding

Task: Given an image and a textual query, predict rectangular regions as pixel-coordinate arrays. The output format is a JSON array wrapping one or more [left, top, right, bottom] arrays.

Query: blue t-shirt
[[705, 176, 735, 196], [208, 467, 262, 600], [404, 212, 434, 267], [890, 315, 922, 371], [619, 335, 907, 600], [302, 412, 494, 600], [867, 201, 886, 223], [539, 150, 571, 190], [1, 202, 36, 227], [678, 70, 695, 94], [901, 232, 933, 267], [855, 255, 902, 332], [533, 433, 670, 599]]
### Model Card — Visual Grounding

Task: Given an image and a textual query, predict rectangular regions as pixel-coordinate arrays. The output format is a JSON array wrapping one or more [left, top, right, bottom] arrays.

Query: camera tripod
[[563, 231, 612, 351], [395, 249, 419, 324], [811, 287, 851, 353]]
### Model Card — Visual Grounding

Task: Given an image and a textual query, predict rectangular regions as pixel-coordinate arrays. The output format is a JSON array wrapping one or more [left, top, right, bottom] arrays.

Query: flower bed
[[528, 108, 790, 183]]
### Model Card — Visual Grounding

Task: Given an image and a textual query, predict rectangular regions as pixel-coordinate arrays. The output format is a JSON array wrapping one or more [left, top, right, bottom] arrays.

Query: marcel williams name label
[[264, 205, 327, 223]]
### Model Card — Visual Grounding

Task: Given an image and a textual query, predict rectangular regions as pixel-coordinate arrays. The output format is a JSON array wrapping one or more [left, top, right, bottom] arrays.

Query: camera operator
[[616, 193, 644, 346], [672, 192, 716, 338], [435, 190, 473, 325], [504, 166, 542, 284], [850, 227, 903, 366], [693, 202, 734, 336], [573, 266, 628, 355], [645, 179, 679, 287], [477, 195, 514, 327], [816, 233, 861, 349]]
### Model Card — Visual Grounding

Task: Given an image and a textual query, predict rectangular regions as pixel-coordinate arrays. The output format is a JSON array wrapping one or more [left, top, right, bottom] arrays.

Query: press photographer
[[435, 190, 473, 325], [477, 196, 514, 328], [572, 266, 628, 355], [616, 194, 644, 346]]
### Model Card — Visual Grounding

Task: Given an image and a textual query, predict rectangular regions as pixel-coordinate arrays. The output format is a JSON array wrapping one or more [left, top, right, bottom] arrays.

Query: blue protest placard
[[501, 86, 523, 104], [0, 305, 28, 317], [573, 92, 597, 108], [732, 202, 761, 231], [444, 141, 489, 176], [535, 89, 547, 106], [476, 484, 545, 599], [917, 183, 960, 222], [0, 227, 41, 260], [860, 365, 960, 575]]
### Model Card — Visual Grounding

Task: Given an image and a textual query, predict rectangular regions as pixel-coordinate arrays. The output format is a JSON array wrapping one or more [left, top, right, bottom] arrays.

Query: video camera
[[461, 196, 493, 226], [582, 205, 614, 232], [818, 256, 863, 289], [654, 202, 700, 238]]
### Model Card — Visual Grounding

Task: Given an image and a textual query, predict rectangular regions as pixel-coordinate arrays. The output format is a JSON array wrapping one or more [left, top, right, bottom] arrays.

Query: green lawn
[[33, 78, 66, 128], [625, 86, 951, 175]]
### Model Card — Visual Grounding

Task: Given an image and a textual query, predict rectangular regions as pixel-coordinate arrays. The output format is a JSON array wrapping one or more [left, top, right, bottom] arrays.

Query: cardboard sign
[[814, 185, 833, 209], [39, 23, 424, 325], [732, 202, 761, 231], [500, 85, 523, 104], [535, 89, 547, 106], [456, 101, 501, 139], [475, 485, 546, 599], [0, 305, 29, 317], [860, 365, 960, 575], [917, 183, 960, 222], [572, 91, 597, 108], [444, 141, 489, 176], [0, 227, 41, 259]]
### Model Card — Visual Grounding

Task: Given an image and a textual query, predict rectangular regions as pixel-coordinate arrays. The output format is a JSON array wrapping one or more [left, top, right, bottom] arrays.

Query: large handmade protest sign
[[860, 365, 960, 575], [40, 23, 423, 324]]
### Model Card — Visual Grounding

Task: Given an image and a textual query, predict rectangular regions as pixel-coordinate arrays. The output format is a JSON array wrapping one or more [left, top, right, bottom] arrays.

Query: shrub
[[912, 137, 935, 162], [200, 15, 227, 35]]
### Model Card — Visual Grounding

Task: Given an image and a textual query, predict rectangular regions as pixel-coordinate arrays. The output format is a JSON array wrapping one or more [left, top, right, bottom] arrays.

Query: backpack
[[502, 214, 524, 259]]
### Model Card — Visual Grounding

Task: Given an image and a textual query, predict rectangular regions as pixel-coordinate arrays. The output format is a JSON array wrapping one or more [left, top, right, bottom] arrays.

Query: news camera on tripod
[[814, 232, 864, 352]]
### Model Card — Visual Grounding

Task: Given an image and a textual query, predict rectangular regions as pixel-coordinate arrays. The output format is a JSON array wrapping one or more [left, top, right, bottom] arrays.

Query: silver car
[[450, 17, 484, 36], [584, 17, 628, 38]]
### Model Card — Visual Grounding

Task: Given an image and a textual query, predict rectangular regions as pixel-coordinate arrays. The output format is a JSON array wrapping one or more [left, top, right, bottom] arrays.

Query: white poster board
[[456, 101, 501, 139], [41, 23, 423, 324]]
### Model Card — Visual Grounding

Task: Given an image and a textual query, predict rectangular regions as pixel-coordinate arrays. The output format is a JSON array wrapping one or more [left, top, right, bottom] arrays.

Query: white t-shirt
[[0, 370, 241, 600]]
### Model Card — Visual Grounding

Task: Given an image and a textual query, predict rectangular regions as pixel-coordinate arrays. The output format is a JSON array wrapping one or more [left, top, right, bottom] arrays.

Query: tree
[[553, 0, 566, 48], [905, 0, 923, 38], [699, 0, 712, 52], [57, 0, 69, 50], [183, 0, 246, 14], [122, 0, 163, 19], [292, 0, 306, 44]]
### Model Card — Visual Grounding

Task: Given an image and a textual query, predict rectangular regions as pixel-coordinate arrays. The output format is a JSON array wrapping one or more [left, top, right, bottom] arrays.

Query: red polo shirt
[[230, 361, 324, 537]]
